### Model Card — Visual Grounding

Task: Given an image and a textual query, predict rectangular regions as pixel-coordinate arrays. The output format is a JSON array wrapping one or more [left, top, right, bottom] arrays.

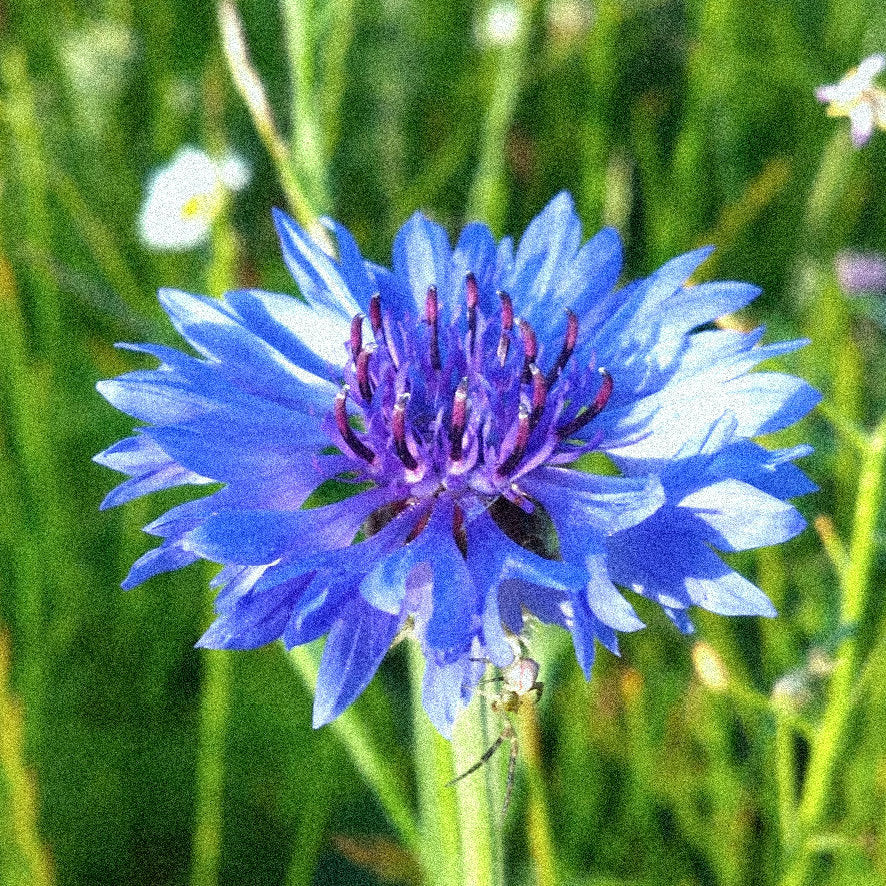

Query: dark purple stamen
[[529, 364, 547, 426], [466, 272, 478, 352], [350, 314, 364, 359], [450, 377, 469, 461], [369, 293, 383, 336], [335, 386, 376, 463], [355, 349, 373, 402], [497, 290, 513, 364], [557, 369, 613, 439], [518, 319, 537, 382], [546, 310, 578, 387], [499, 405, 531, 475], [392, 393, 419, 470], [426, 285, 441, 370]]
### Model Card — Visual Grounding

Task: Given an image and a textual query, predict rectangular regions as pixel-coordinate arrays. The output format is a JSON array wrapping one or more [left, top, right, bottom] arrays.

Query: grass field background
[[2, 1, 886, 884]]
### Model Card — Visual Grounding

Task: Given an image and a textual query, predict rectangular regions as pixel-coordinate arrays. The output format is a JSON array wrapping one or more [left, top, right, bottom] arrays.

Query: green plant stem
[[189, 594, 231, 886], [286, 645, 420, 854], [189, 200, 239, 886], [279, 0, 330, 215], [449, 690, 504, 886], [0, 630, 53, 886], [519, 702, 557, 886], [216, 1, 318, 233], [407, 642, 461, 886], [784, 413, 886, 885], [465, 0, 535, 233], [774, 711, 797, 852]]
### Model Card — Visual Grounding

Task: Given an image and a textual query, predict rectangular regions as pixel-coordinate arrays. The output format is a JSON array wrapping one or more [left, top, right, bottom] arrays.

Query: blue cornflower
[[96, 193, 818, 736]]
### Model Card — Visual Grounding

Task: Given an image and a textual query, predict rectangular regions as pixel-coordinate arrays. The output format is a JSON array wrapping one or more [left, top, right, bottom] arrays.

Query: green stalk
[[0, 630, 53, 886], [774, 711, 797, 853], [216, 0, 319, 233], [466, 0, 536, 233], [449, 690, 504, 886], [407, 642, 461, 886], [319, 0, 357, 157], [519, 702, 557, 886], [279, 0, 330, 215], [189, 602, 231, 886], [286, 645, 420, 854], [783, 413, 886, 884]]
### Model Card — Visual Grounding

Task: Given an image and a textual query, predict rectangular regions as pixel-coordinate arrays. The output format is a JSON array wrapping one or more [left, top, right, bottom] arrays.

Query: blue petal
[[452, 222, 500, 316], [535, 226, 623, 344], [122, 544, 198, 589], [198, 570, 309, 649], [184, 488, 390, 565], [158, 288, 340, 405], [422, 652, 484, 739], [312, 597, 402, 727], [523, 468, 665, 539], [677, 479, 806, 552], [272, 207, 362, 317], [607, 511, 776, 617], [223, 288, 351, 381], [506, 192, 583, 323], [320, 216, 377, 310], [144, 417, 329, 489], [392, 211, 453, 314]]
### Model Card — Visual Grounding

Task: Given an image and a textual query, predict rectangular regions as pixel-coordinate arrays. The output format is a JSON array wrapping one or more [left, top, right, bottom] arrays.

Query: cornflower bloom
[[97, 193, 818, 736], [816, 53, 886, 147]]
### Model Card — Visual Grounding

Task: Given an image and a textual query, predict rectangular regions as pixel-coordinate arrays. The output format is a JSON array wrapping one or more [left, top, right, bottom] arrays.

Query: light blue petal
[[392, 211, 453, 314], [677, 479, 806, 552], [272, 207, 362, 317], [312, 598, 402, 727]]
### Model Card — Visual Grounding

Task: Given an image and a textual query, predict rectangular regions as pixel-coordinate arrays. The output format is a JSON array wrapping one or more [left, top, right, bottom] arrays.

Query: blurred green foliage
[[1, 0, 886, 884]]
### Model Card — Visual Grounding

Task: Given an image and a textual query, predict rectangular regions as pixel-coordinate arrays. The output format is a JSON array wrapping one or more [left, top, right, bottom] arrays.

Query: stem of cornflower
[[189, 150, 239, 886], [449, 688, 506, 886], [782, 411, 886, 885], [407, 643, 462, 886]]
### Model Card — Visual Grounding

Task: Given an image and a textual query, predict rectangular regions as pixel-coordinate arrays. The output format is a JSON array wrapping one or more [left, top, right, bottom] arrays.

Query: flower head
[[138, 146, 251, 251], [816, 53, 886, 147], [97, 193, 818, 736]]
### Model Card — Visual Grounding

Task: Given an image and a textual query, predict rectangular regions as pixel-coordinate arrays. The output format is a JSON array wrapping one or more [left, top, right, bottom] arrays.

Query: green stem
[[189, 190, 239, 886], [465, 0, 535, 232], [449, 690, 504, 886], [0, 630, 53, 886], [189, 621, 231, 886], [279, 0, 330, 215], [286, 645, 420, 854], [407, 642, 461, 886], [774, 711, 797, 853], [785, 413, 886, 884], [216, 0, 318, 232], [519, 702, 557, 886]]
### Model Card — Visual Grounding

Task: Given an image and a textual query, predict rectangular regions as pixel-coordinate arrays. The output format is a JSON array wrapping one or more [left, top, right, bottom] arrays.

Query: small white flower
[[138, 146, 251, 251], [478, 2, 521, 48], [816, 53, 886, 148]]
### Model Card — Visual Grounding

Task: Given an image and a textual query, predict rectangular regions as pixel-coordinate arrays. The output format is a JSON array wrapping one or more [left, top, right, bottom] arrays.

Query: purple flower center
[[329, 271, 613, 521]]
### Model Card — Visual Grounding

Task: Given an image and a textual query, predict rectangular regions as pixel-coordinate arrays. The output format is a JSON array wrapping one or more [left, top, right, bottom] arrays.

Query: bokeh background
[[2, 1, 886, 884]]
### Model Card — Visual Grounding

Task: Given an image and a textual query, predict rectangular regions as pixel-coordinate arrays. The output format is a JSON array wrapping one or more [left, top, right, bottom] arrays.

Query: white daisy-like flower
[[138, 146, 251, 251], [816, 53, 886, 148], [477, 2, 521, 48]]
